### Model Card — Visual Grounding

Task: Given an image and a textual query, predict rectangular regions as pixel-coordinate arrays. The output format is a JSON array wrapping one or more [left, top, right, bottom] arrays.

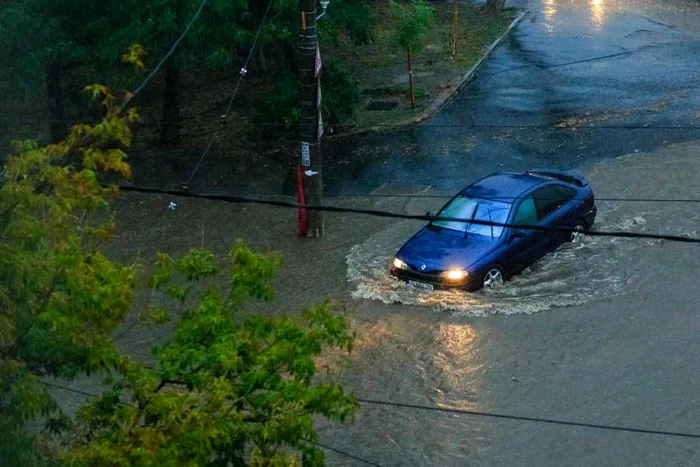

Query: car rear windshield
[[432, 197, 512, 239]]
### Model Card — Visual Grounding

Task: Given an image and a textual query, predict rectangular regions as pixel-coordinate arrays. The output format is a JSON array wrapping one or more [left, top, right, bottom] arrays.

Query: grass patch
[[325, 3, 517, 133]]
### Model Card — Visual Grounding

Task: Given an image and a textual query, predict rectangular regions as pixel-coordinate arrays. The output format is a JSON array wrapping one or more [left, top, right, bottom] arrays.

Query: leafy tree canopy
[[1, 78, 356, 465], [390, 0, 434, 51]]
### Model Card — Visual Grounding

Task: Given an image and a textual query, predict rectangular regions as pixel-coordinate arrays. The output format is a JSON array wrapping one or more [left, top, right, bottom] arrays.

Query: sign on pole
[[301, 141, 311, 167]]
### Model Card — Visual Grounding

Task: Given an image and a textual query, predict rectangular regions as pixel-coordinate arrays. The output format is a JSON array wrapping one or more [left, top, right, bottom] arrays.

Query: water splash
[[347, 216, 647, 316]]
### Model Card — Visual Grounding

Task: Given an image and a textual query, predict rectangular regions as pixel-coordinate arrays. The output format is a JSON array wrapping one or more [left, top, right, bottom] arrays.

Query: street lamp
[[317, 0, 330, 20]]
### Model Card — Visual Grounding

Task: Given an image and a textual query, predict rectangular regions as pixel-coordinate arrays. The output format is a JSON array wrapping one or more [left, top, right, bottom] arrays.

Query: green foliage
[[1, 82, 356, 463], [252, 72, 301, 137], [321, 0, 373, 45], [321, 61, 361, 125], [391, 0, 435, 51], [62, 243, 356, 466], [253, 61, 361, 136], [0, 85, 137, 462]]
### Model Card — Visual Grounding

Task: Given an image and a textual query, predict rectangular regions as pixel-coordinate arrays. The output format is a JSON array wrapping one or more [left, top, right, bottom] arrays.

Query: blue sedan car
[[390, 170, 597, 292]]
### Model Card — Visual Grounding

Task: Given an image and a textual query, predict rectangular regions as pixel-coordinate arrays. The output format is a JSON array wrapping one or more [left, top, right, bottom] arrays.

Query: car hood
[[396, 227, 500, 272]]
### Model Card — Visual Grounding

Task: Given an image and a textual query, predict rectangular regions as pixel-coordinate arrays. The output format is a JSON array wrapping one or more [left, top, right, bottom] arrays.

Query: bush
[[253, 62, 359, 137], [322, 0, 373, 45], [321, 61, 360, 126], [252, 71, 301, 137]]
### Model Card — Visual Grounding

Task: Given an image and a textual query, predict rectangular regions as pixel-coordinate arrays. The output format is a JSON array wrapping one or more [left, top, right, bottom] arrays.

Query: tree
[[1, 83, 356, 465], [484, 0, 506, 13], [391, 0, 434, 109], [0, 0, 253, 145], [63, 245, 357, 466], [0, 84, 138, 464]]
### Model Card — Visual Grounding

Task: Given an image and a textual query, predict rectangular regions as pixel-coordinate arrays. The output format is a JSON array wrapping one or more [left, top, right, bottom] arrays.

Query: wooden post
[[298, 0, 324, 236], [452, 0, 459, 59], [407, 45, 416, 109]]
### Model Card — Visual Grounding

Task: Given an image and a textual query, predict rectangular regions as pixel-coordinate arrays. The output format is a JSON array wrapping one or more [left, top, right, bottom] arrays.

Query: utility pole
[[298, 0, 325, 237]]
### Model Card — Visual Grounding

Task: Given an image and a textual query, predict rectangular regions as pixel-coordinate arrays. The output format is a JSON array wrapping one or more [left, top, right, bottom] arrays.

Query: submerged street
[[105, 0, 700, 465]]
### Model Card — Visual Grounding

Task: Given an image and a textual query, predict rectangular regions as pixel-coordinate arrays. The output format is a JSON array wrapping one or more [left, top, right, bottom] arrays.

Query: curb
[[401, 9, 528, 126], [328, 9, 528, 139]]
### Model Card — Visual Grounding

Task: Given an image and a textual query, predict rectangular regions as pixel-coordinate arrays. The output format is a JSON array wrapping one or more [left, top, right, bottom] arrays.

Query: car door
[[504, 195, 548, 274], [532, 184, 577, 251]]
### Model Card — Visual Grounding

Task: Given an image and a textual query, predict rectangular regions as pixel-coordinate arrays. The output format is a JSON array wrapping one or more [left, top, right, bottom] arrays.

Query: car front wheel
[[483, 267, 505, 288], [570, 222, 585, 243]]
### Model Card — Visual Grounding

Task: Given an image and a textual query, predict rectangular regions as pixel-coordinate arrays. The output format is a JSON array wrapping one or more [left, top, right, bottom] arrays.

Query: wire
[[182, 0, 274, 188], [118, 0, 208, 114], [42, 381, 378, 465], [305, 439, 382, 467], [356, 398, 700, 440], [44, 381, 700, 445], [112, 183, 700, 245], [164, 190, 700, 203], [6, 118, 700, 131], [41, 381, 135, 407]]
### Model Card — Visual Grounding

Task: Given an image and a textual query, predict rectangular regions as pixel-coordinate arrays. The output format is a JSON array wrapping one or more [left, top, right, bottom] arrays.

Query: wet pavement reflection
[[317, 1, 700, 465]]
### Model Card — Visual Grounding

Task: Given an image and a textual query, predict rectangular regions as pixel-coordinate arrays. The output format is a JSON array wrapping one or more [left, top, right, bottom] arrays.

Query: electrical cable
[[118, 0, 208, 114], [41, 381, 135, 407], [153, 190, 700, 203], [356, 398, 700, 440], [182, 0, 274, 189], [112, 183, 700, 245], [41, 381, 379, 465], [305, 439, 382, 467], [43, 382, 700, 442], [7, 118, 700, 131]]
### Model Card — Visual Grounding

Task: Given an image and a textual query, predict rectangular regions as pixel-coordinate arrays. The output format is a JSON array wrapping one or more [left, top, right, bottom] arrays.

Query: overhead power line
[[118, 0, 208, 114], [112, 183, 700, 245], [356, 398, 700, 440], [43, 381, 379, 466], [160, 190, 700, 203], [305, 439, 382, 467], [8, 118, 700, 132], [182, 0, 274, 189]]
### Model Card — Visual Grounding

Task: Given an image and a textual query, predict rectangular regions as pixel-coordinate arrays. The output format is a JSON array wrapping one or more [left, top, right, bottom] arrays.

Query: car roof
[[460, 172, 548, 200]]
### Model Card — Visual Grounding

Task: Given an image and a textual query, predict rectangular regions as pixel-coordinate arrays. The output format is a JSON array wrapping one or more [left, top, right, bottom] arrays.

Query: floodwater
[[45, 0, 700, 465], [325, 141, 700, 466], [347, 201, 652, 316], [317, 0, 700, 464]]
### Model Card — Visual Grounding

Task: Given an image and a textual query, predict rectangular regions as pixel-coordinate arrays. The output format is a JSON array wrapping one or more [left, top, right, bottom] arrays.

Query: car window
[[533, 185, 572, 219], [432, 197, 511, 238], [432, 197, 478, 232], [553, 185, 576, 201], [513, 196, 538, 227], [465, 200, 511, 239]]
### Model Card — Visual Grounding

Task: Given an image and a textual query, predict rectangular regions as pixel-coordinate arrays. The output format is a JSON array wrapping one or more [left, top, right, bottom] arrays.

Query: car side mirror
[[426, 211, 432, 218]]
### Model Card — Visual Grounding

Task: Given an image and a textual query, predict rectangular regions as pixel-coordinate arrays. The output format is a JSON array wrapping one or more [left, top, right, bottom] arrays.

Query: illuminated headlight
[[441, 269, 468, 281], [392, 258, 408, 270]]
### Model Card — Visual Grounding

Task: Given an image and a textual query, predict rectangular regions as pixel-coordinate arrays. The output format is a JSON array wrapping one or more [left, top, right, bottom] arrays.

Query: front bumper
[[390, 266, 478, 291]]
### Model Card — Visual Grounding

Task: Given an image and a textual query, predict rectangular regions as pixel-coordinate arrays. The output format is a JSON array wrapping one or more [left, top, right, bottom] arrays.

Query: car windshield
[[431, 197, 512, 239]]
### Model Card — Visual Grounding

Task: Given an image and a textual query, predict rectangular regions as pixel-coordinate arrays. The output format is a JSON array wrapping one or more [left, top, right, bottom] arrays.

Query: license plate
[[407, 280, 434, 291]]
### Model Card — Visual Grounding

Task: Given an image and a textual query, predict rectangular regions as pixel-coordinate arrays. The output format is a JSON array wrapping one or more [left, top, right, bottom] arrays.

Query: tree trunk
[[452, 0, 459, 58], [160, 62, 182, 146], [45, 62, 68, 143], [484, 0, 506, 12], [407, 45, 416, 110], [258, 44, 269, 77]]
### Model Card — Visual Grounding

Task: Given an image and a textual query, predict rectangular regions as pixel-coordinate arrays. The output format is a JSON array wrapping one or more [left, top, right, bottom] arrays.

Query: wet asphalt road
[[319, 0, 700, 197], [105, 1, 700, 466], [313, 1, 700, 466]]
